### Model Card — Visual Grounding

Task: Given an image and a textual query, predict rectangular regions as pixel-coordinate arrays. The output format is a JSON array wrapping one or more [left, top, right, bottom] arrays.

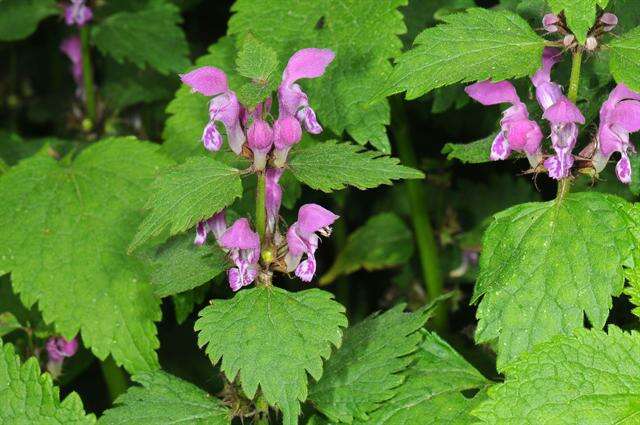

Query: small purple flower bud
[[542, 13, 560, 33], [273, 116, 302, 167], [585, 36, 598, 51], [600, 13, 618, 32], [46, 337, 78, 363], [563, 34, 576, 47], [64, 0, 92, 27], [202, 122, 223, 152], [616, 153, 632, 183], [247, 119, 273, 170]]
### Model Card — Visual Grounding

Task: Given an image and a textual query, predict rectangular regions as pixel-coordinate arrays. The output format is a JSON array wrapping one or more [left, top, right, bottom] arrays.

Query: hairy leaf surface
[[610, 27, 640, 93], [0, 0, 57, 41]]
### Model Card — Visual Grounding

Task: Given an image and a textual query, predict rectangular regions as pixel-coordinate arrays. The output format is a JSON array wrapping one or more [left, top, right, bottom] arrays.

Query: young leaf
[[0, 342, 95, 423], [353, 330, 489, 425], [308, 304, 434, 423], [98, 371, 231, 424], [229, 0, 409, 152], [473, 327, 640, 424], [0, 0, 58, 41], [473, 192, 635, 370], [441, 133, 496, 164], [195, 286, 347, 425], [0, 137, 173, 373], [609, 27, 640, 93], [235, 35, 279, 106], [288, 140, 424, 193], [320, 213, 413, 285], [92, 0, 190, 74], [129, 156, 242, 252], [548, 0, 601, 44], [379, 8, 545, 100]]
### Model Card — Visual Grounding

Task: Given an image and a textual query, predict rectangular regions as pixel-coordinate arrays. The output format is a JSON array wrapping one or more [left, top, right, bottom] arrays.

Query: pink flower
[[219, 218, 260, 291], [64, 0, 92, 27], [542, 14, 560, 33], [60, 36, 83, 99], [285, 204, 338, 282], [180, 67, 245, 153], [46, 337, 78, 363], [272, 116, 302, 167], [247, 118, 273, 170], [600, 13, 618, 32], [265, 168, 283, 236], [278, 48, 335, 134], [194, 211, 227, 246]]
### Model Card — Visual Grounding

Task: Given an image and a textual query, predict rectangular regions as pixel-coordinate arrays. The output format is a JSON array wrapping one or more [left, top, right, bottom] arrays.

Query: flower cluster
[[466, 13, 640, 184], [181, 48, 339, 291]]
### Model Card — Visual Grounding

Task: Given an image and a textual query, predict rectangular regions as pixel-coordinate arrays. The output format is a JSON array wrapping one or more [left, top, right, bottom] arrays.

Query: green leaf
[[0, 0, 57, 41], [473, 327, 640, 424], [129, 156, 242, 252], [473, 192, 635, 370], [380, 8, 545, 100], [0, 342, 95, 423], [320, 213, 413, 285], [229, 0, 409, 152], [308, 304, 434, 423], [442, 133, 496, 164], [0, 312, 21, 337], [0, 137, 173, 373], [92, 0, 190, 74], [149, 233, 228, 297], [98, 371, 231, 424], [102, 61, 177, 111], [354, 330, 489, 425], [609, 26, 640, 93], [173, 285, 209, 324], [288, 141, 424, 193], [235, 35, 280, 107], [195, 286, 347, 425], [548, 0, 599, 43], [612, 0, 640, 33]]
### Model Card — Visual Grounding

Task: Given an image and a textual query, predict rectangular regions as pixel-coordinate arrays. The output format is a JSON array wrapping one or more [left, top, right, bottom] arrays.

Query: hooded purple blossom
[[278, 48, 335, 134], [542, 14, 560, 33], [46, 337, 78, 363], [180, 66, 245, 153], [272, 116, 302, 167], [594, 84, 640, 183], [266, 168, 283, 236], [285, 204, 339, 282], [219, 218, 260, 291], [60, 36, 83, 98], [64, 0, 92, 26], [600, 13, 618, 32], [247, 118, 273, 170], [465, 80, 543, 165], [194, 211, 227, 245]]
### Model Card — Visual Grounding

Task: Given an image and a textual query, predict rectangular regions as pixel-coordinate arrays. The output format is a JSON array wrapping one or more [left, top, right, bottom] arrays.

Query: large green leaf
[[0, 342, 95, 424], [288, 141, 423, 193], [129, 156, 242, 252], [92, 0, 190, 74], [320, 213, 413, 285], [308, 305, 433, 423], [195, 286, 347, 425], [98, 371, 231, 424], [548, 0, 601, 44], [473, 327, 640, 424], [0, 137, 173, 372], [473, 192, 635, 370], [441, 133, 496, 164], [229, 0, 409, 152], [354, 330, 489, 424], [0, 0, 57, 41], [610, 27, 640, 93], [380, 8, 545, 100]]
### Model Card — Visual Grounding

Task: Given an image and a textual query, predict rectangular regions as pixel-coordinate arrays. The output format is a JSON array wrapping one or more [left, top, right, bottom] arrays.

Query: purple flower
[[285, 204, 339, 282], [180, 67, 245, 154], [600, 13, 618, 32], [594, 84, 640, 183], [531, 48, 563, 111], [219, 218, 260, 291], [247, 118, 273, 170], [542, 14, 560, 33], [60, 36, 83, 99], [194, 211, 227, 246], [64, 0, 92, 27], [272, 116, 302, 167], [46, 337, 78, 363], [465, 80, 543, 166], [278, 48, 335, 134], [266, 168, 283, 236]]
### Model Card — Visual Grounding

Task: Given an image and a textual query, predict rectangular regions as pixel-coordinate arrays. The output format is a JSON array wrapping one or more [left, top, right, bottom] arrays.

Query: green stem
[[332, 191, 350, 307], [79, 25, 97, 125], [100, 357, 128, 402], [256, 172, 267, 241], [391, 98, 447, 331]]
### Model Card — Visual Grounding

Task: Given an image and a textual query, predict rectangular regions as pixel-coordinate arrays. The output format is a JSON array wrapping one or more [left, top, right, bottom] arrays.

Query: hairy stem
[[256, 172, 267, 241], [100, 357, 128, 402], [391, 98, 447, 330], [79, 26, 97, 125]]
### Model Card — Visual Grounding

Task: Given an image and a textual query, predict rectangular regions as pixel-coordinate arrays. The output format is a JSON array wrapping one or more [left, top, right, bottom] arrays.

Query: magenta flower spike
[[265, 168, 283, 236], [594, 84, 640, 183], [194, 211, 227, 246], [285, 204, 339, 282], [465, 80, 543, 166], [46, 337, 78, 363], [542, 14, 560, 33], [247, 118, 274, 170], [60, 36, 83, 98], [180, 66, 245, 154], [219, 218, 260, 291], [64, 0, 92, 27], [600, 13, 619, 32], [278, 48, 335, 134], [272, 116, 302, 167]]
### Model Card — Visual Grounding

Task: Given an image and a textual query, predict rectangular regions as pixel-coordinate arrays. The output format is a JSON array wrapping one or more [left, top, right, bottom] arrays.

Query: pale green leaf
[[98, 371, 231, 424], [0, 137, 173, 373], [548, 0, 599, 43], [0, 312, 21, 337], [473, 192, 635, 370], [308, 304, 434, 423], [610, 26, 640, 93], [0, 342, 95, 424], [354, 330, 489, 425], [195, 286, 347, 425], [0, 0, 57, 41], [474, 327, 640, 424], [380, 8, 545, 100], [229, 0, 409, 152], [442, 133, 496, 164], [129, 156, 242, 252], [92, 0, 190, 74], [288, 141, 424, 193], [320, 213, 413, 285]]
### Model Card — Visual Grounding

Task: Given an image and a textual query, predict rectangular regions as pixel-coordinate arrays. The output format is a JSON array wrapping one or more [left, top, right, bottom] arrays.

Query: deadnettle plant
[[45, 336, 78, 378], [181, 48, 339, 291], [63, 0, 92, 27], [60, 36, 83, 99]]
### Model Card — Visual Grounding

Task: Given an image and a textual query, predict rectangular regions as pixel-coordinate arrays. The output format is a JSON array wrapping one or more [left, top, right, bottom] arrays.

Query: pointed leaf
[[442, 133, 496, 164], [610, 27, 640, 93], [0, 0, 57, 41]]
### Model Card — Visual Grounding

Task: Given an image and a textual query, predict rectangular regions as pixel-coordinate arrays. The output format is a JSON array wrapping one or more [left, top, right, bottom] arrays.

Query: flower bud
[[600, 13, 618, 32], [273, 116, 302, 167], [563, 34, 575, 48], [542, 14, 560, 33], [247, 119, 273, 170], [585, 36, 598, 51]]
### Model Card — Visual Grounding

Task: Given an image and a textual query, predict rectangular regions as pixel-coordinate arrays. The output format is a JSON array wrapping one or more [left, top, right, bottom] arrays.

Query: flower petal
[[180, 66, 229, 96], [282, 48, 335, 86], [543, 98, 585, 124], [297, 204, 339, 235], [219, 218, 260, 250], [465, 80, 520, 106]]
